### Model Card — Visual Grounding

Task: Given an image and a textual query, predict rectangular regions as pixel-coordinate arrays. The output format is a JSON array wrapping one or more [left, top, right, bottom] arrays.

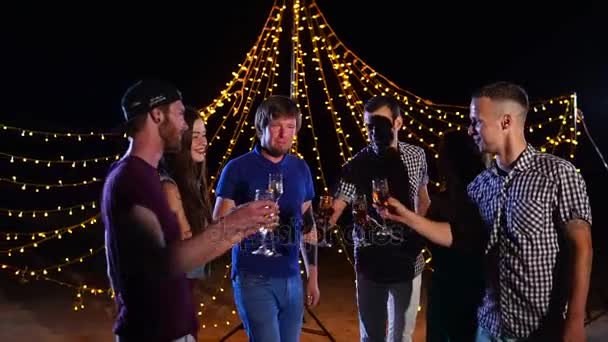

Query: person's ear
[[394, 115, 403, 131], [149, 108, 163, 124], [501, 114, 511, 130]]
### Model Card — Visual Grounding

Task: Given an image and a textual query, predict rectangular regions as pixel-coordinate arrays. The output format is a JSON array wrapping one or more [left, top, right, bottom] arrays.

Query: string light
[[201, 3, 285, 119], [0, 152, 120, 167], [1, 215, 99, 254], [208, 7, 284, 191], [0, 123, 124, 140], [0, 176, 102, 191], [0, 250, 110, 312], [293, 4, 330, 193], [306, 21, 352, 163], [0, 201, 97, 218]]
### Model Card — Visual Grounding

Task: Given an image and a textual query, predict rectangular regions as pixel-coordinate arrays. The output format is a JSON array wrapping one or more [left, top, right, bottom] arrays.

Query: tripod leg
[[304, 307, 336, 342], [218, 322, 244, 342]]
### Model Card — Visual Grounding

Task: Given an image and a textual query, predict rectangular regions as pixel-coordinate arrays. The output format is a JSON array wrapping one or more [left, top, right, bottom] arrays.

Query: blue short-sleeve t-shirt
[[215, 144, 315, 278]]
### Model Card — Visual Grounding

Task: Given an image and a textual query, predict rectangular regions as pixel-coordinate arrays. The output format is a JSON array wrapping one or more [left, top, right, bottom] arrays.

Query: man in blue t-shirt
[[214, 95, 320, 342]]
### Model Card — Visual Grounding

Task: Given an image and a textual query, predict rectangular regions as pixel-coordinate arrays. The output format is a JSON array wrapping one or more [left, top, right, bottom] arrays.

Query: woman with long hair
[[160, 106, 214, 283], [377, 130, 487, 341]]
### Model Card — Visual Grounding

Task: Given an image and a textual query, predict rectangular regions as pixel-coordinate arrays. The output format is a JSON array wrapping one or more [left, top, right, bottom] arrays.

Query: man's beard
[[160, 122, 182, 153], [262, 144, 288, 157]]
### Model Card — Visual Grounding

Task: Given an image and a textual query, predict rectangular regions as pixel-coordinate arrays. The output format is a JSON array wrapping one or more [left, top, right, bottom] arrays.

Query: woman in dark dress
[[377, 130, 487, 341]]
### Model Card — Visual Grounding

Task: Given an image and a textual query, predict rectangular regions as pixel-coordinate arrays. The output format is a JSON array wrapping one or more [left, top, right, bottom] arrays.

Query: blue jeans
[[233, 272, 304, 342], [475, 322, 563, 342], [475, 327, 520, 342], [356, 273, 418, 342]]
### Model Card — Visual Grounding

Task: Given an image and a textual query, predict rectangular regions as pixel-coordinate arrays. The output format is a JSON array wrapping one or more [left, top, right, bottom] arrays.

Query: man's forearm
[[168, 220, 235, 275], [401, 210, 453, 247], [329, 198, 347, 225], [567, 237, 593, 321], [308, 265, 318, 282]]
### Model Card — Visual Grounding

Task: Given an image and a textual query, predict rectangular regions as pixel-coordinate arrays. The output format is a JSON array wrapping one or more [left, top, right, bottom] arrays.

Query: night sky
[[1, 1, 606, 250]]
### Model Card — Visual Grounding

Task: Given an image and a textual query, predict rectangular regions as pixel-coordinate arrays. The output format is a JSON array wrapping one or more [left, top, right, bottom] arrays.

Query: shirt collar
[[490, 144, 537, 176]]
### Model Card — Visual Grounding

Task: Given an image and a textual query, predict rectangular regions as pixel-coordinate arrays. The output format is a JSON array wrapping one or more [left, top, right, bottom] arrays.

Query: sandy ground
[[0, 247, 607, 341]]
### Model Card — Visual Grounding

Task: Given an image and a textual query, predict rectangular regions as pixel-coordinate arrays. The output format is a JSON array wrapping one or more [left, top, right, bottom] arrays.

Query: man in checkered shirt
[[328, 95, 431, 342], [374, 82, 592, 341], [467, 82, 593, 340]]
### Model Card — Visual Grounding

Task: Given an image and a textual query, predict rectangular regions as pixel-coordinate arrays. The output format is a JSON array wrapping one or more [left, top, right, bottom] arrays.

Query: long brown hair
[[437, 129, 485, 194], [160, 107, 212, 235]]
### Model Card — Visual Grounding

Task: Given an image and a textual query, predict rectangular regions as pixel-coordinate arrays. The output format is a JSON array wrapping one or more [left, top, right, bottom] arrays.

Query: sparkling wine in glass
[[268, 173, 284, 202], [319, 195, 333, 217], [316, 195, 333, 247], [352, 194, 372, 247], [371, 179, 389, 207], [352, 194, 368, 226], [371, 178, 391, 236], [267, 173, 283, 256], [251, 189, 275, 256]]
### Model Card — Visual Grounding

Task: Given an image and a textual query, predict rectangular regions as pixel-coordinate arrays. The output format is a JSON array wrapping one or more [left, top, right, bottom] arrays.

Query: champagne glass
[[251, 189, 275, 256], [352, 194, 372, 247], [268, 173, 283, 202], [267, 173, 283, 256], [316, 195, 333, 247], [371, 178, 391, 236], [352, 194, 368, 226]]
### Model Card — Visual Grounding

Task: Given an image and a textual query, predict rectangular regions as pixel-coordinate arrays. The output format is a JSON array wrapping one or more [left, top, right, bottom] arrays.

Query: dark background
[[0, 1, 606, 292]]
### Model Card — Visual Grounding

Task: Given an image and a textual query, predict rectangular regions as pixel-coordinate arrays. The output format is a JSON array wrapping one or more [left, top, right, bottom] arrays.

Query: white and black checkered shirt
[[467, 145, 592, 338], [335, 142, 429, 276]]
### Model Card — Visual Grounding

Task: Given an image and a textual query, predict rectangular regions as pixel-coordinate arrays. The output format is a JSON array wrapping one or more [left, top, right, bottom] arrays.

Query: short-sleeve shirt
[[215, 144, 315, 279], [101, 156, 197, 341], [334, 142, 429, 282], [467, 145, 592, 338]]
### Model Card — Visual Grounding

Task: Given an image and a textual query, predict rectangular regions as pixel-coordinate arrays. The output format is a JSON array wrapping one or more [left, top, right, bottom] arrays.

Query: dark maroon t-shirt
[[101, 156, 197, 341]]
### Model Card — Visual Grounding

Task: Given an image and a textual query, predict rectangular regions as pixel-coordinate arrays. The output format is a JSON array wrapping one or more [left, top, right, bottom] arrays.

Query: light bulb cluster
[[306, 16, 352, 163], [290, 3, 329, 192], [201, 3, 285, 120]]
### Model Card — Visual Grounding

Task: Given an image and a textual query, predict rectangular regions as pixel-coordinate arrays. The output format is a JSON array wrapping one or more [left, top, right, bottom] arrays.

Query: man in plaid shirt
[[467, 82, 592, 341], [375, 82, 592, 341], [329, 95, 431, 342]]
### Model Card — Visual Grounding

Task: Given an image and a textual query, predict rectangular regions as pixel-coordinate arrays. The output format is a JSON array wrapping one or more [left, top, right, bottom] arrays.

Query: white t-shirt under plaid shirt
[[467, 144, 592, 338], [335, 142, 429, 277]]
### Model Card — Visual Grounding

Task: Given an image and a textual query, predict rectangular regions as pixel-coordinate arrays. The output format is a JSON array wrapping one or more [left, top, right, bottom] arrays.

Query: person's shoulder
[[222, 150, 256, 170], [286, 153, 311, 168], [467, 168, 494, 194], [159, 171, 176, 185], [105, 157, 144, 183], [398, 141, 426, 157], [161, 180, 183, 208], [342, 145, 373, 168], [160, 178, 179, 194], [532, 150, 579, 176], [103, 157, 154, 198]]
